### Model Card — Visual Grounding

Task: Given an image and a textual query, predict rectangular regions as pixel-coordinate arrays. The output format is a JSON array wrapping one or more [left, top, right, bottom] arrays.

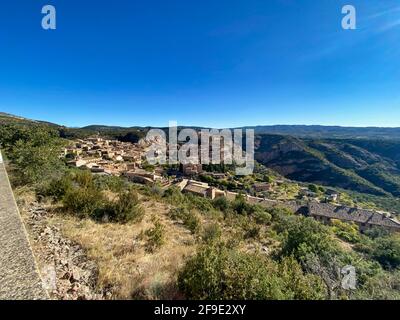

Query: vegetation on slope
[[2, 113, 400, 300]]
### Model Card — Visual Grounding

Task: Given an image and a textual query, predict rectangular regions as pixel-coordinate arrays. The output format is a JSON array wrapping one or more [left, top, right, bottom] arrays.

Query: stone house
[[308, 202, 400, 232]]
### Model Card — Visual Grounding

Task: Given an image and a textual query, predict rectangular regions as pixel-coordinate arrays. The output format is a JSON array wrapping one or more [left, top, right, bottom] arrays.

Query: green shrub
[[178, 243, 285, 299], [1, 124, 66, 186], [169, 206, 201, 234], [331, 219, 361, 243], [277, 215, 338, 263], [164, 186, 185, 204], [94, 175, 128, 193], [212, 197, 229, 211], [371, 236, 400, 270], [73, 170, 94, 188], [39, 174, 73, 201], [202, 223, 222, 243], [364, 227, 390, 239], [62, 186, 105, 218], [186, 194, 214, 213], [145, 217, 166, 252], [252, 208, 272, 225], [178, 243, 326, 300], [353, 270, 400, 300], [231, 194, 251, 215], [244, 224, 261, 240], [105, 190, 144, 223], [169, 206, 187, 220], [150, 184, 165, 198], [268, 206, 293, 221], [278, 256, 327, 300]]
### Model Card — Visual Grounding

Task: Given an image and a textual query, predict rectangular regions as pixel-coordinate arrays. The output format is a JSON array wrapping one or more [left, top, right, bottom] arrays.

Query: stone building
[[308, 202, 400, 232]]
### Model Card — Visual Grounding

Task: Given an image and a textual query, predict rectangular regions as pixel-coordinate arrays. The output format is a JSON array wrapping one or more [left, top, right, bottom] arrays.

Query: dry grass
[[48, 199, 196, 299], [15, 186, 277, 300]]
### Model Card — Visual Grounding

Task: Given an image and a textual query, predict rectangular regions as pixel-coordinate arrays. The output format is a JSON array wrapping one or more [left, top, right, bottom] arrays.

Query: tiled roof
[[309, 202, 400, 229]]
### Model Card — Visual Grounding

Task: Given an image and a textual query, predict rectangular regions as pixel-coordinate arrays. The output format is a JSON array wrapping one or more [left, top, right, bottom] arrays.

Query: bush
[[364, 227, 390, 239], [145, 217, 166, 252], [231, 194, 251, 215], [212, 197, 229, 211], [164, 186, 185, 204], [371, 236, 400, 270], [331, 219, 361, 243], [277, 215, 338, 263], [169, 206, 187, 220], [353, 270, 400, 300], [150, 184, 165, 198], [252, 208, 272, 225], [244, 224, 261, 240], [39, 174, 73, 201], [2, 125, 66, 186], [177, 243, 285, 299], [94, 175, 128, 193], [278, 256, 327, 300], [268, 206, 293, 221], [73, 170, 94, 188], [184, 212, 201, 234], [186, 194, 214, 213], [169, 206, 201, 234], [177, 243, 326, 300], [202, 223, 222, 243], [63, 186, 105, 218], [105, 190, 144, 223]]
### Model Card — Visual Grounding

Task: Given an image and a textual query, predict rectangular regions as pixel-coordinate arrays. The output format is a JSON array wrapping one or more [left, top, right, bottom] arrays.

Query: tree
[[212, 196, 228, 211], [1, 124, 66, 186], [178, 243, 286, 300], [278, 215, 337, 262], [106, 189, 144, 223], [331, 219, 361, 243], [276, 215, 347, 298], [178, 242, 327, 300], [371, 236, 400, 270], [63, 186, 105, 218]]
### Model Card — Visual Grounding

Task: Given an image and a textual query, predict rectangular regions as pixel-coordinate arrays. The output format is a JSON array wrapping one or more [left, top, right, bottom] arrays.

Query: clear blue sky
[[1, 0, 400, 128]]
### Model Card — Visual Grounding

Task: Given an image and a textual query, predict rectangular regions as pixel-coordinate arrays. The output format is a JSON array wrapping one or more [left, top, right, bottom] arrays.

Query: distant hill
[[242, 125, 400, 140], [0, 112, 61, 128], [254, 134, 400, 196], [3, 112, 400, 196]]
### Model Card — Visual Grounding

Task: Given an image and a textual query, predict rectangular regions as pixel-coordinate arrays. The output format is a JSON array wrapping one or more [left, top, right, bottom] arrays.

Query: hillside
[[2, 112, 400, 300], [245, 125, 400, 140], [0, 112, 60, 128], [255, 134, 400, 197], [2, 112, 400, 197]]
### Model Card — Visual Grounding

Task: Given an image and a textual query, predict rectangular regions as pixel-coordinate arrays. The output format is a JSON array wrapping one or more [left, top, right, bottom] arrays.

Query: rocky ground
[[21, 202, 108, 300]]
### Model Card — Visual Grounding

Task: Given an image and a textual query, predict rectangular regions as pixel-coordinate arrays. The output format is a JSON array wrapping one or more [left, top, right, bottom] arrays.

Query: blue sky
[[1, 0, 400, 128]]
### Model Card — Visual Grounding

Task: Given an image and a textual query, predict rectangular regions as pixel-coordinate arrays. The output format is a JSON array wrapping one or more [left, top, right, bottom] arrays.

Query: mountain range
[[2, 112, 400, 197]]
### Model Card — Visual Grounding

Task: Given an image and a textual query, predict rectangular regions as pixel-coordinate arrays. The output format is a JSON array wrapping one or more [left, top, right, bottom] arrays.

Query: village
[[63, 136, 400, 233]]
